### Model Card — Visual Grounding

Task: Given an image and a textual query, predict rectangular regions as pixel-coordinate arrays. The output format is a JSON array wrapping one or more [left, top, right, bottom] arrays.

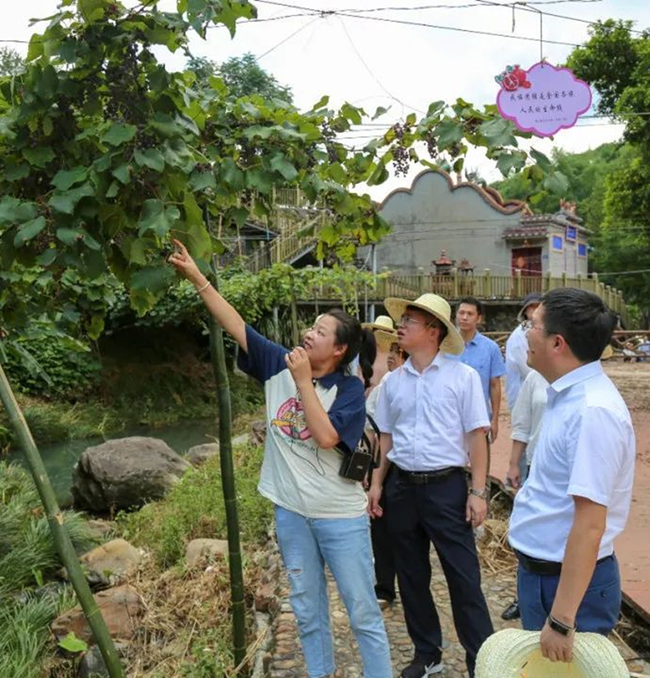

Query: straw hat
[[601, 344, 614, 360], [475, 628, 628, 678], [362, 315, 398, 351], [383, 293, 465, 355]]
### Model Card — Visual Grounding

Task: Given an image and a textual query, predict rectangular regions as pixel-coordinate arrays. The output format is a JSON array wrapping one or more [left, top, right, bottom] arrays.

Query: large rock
[[72, 437, 190, 512], [62, 539, 142, 588], [51, 585, 144, 644], [186, 443, 219, 467], [186, 538, 228, 568], [78, 646, 110, 678], [250, 420, 267, 445]]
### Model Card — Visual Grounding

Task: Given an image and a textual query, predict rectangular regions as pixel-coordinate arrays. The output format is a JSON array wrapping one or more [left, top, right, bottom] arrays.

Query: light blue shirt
[[374, 352, 490, 471], [509, 361, 635, 562], [459, 331, 506, 416]]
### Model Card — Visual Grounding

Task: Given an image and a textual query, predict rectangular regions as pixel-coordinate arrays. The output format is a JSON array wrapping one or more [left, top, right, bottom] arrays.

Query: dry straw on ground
[[477, 489, 518, 575], [122, 549, 268, 677]]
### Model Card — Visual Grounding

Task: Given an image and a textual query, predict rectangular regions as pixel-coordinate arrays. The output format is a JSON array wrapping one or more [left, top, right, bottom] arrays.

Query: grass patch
[[0, 589, 77, 678], [117, 442, 272, 569], [0, 463, 96, 677], [0, 463, 98, 597]]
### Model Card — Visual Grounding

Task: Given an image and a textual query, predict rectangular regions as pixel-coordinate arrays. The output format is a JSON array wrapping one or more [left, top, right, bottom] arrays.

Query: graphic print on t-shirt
[[271, 396, 312, 441]]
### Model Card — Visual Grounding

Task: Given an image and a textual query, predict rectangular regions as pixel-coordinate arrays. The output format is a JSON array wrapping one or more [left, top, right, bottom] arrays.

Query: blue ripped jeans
[[274, 506, 392, 678]]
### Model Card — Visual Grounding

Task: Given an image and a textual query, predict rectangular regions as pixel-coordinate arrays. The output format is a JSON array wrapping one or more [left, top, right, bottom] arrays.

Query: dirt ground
[[491, 360, 650, 619]]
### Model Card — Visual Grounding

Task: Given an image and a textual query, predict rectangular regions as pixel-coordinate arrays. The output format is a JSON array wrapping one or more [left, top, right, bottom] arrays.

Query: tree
[[0, 0, 568, 671], [0, 47, 25, 76], [566, 20, 650, 324], [492, 143, 628, 232], [188, 52, 293, 102]]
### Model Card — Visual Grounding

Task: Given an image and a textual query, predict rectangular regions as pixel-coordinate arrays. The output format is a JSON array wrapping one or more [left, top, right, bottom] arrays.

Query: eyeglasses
[[398, 315, 434, 328]]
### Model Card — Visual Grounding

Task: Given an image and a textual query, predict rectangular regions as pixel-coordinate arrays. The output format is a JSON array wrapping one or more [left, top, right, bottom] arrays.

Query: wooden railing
[[309, 270, 631, 326], [244, 211, 328, 274]]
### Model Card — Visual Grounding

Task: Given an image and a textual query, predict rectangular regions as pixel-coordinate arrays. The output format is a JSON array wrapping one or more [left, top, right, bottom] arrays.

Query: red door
[[511, 247, 542, 276]]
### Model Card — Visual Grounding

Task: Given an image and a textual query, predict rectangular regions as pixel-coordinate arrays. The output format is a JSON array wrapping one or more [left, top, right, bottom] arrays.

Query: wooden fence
[[307, 270, 631, 327]]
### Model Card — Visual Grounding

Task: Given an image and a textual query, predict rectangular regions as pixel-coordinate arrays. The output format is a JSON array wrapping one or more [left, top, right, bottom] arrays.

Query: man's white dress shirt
[[375, 352, 490, 471], [510, 370, 549, 465], [509, 361, 636, 562]]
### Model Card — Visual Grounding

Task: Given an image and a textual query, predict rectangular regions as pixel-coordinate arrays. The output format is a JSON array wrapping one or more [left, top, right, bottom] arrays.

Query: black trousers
[[371, 467, 396, 601], [385, 468, 493, 677]]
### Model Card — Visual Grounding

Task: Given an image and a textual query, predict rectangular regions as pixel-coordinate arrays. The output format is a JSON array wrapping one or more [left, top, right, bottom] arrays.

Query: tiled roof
[[502, 225, 548, 239]]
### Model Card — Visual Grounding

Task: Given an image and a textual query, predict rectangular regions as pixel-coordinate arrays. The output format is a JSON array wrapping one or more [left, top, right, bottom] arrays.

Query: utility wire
[[256, 0, 582, 47], [474, 0, 646, 36], [257, 15, 323, 60], [337, 17, 425, 115]]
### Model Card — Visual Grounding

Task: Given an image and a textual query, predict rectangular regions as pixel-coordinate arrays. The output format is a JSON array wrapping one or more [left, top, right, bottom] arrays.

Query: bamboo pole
[[208, 260, 247, 669], [289, 270, 300, 347], [204, 204, 247, 670], [0, 365, 124, 677]]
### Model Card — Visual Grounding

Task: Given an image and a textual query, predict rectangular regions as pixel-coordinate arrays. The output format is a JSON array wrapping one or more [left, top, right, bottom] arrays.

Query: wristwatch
[[468, 487, 488, 500], [547, 615, 576, 636]]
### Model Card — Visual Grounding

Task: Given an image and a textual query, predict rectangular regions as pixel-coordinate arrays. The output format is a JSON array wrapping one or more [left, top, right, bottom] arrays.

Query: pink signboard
[[495, 62, 592, 137]]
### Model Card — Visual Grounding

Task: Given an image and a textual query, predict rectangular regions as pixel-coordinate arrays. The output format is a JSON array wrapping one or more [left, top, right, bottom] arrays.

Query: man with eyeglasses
[[509, 288, 635, 664], [369, 293, 493, 678]]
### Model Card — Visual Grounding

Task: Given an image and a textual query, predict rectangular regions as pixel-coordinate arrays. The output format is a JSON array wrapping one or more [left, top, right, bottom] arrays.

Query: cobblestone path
[[265, 550, 649, 678]]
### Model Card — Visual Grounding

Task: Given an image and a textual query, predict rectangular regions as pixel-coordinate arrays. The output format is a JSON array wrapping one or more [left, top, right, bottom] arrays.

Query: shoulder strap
[[365, 412, 380, 436]]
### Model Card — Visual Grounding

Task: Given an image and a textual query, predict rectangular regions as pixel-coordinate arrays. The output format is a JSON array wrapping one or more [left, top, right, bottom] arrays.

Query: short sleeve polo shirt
[[237, 325, 367, 518]]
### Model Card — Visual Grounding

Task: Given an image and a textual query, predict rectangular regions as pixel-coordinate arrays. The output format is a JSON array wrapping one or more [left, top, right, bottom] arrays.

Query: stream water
[[4, 419, 219, 506]]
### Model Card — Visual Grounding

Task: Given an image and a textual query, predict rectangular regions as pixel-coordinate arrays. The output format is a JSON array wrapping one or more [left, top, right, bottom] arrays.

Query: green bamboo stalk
[[208, 258, 247, 669], [0, 364, 124, 677], [289, 271, 300, 347]]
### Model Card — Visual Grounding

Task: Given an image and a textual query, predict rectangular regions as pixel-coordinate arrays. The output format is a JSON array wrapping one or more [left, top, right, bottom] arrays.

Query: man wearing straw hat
[[509, 288, 635, 664], [369, 293, 493, 678]]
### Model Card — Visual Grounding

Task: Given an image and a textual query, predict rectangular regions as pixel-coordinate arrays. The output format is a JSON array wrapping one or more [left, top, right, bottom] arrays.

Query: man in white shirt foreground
[[509, 288, 635, 663], [369, 293, 493, 678]]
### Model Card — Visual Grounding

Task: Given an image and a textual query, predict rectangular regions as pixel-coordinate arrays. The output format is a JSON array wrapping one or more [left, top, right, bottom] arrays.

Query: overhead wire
[[255, 0, 583, 47], [336, 17, 426, 115], [473, 0, 646, 36], [256, 14, 324, 59]]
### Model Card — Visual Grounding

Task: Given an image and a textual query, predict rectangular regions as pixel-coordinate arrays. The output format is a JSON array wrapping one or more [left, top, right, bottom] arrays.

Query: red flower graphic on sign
[[271, 398, 312, 441]]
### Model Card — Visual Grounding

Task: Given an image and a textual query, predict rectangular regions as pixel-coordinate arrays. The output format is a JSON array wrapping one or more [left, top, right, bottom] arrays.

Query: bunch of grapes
[[425, 133, 438, 159], [391, 123, 410, 177], [449, 143, 462, 158], [392, 145, 410, 177], [321, 122, 339, 164]]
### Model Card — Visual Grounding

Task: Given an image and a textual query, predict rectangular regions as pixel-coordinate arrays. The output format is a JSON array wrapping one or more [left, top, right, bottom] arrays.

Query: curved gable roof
[[377, 167, 531, 216]]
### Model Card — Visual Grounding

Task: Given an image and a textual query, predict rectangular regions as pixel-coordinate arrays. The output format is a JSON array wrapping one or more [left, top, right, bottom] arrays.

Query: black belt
[[396, 466, 463, 485], [515, 549, 614, 576]]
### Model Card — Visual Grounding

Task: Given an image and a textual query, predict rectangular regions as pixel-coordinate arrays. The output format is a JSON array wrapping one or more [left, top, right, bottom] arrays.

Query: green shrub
[[0, 463, 98, 597], [117, 442, 272, 568], [0, 588, 77, 678], [3, 322, 101, 398]]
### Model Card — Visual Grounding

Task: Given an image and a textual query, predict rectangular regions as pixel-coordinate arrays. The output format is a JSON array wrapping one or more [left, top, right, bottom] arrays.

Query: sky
[[4, 0, 650, 198]]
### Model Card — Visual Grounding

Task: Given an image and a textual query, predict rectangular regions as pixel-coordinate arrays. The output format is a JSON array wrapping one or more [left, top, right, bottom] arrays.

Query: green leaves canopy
[[0, 0, 560, 340]]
